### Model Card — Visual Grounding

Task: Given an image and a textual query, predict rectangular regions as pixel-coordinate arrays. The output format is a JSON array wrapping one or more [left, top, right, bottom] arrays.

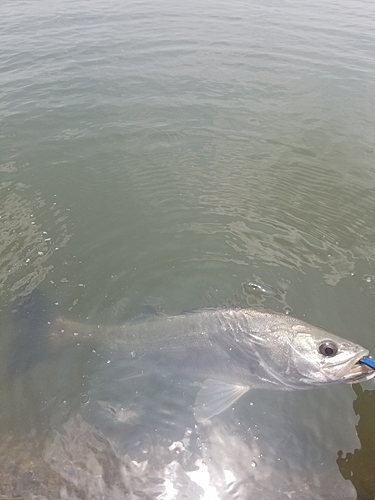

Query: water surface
[[1, 0, 375, 497]]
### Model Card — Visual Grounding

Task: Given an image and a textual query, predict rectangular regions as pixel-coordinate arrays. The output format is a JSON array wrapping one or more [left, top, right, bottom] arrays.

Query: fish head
[[288, 323, 375, 387]]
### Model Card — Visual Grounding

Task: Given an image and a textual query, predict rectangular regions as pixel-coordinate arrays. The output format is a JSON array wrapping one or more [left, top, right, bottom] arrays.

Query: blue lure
[[360, 357, 375, 370]]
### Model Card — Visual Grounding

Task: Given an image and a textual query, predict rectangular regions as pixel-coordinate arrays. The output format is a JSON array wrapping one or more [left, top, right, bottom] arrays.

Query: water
[[1, 0, 375, 497]]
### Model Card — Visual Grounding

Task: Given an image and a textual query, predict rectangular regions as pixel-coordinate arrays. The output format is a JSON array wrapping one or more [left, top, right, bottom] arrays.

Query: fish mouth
[[341, 351, 375, 383]]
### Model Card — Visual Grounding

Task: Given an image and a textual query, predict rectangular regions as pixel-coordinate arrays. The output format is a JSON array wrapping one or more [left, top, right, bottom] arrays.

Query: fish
[[12, 290, 375, 423]]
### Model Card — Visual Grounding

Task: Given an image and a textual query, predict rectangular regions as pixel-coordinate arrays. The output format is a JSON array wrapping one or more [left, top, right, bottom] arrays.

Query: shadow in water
[[337, 384, 375, 500]]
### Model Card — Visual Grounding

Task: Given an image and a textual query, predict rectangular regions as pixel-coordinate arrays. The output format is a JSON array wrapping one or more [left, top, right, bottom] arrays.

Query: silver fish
[[44, 306, 375, 422]]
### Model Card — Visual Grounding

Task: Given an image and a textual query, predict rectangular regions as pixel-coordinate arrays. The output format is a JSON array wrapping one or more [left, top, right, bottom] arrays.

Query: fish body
[[46, 306, 375, 421], [10, 292, 374, 497]]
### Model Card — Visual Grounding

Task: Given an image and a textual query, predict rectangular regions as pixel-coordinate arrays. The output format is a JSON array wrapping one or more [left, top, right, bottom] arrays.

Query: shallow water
[[1, 0, 375, 497]]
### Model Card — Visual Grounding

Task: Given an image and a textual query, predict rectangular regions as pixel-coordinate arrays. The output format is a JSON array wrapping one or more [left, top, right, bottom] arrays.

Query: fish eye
[[319, 341, 338, 357]]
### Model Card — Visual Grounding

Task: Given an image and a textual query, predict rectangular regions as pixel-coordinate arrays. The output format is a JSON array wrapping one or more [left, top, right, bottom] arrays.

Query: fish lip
[[341, 349, 375, 382]]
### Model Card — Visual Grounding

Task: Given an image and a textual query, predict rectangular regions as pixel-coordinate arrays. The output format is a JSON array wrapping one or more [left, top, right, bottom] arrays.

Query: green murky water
[[1, 0, 375, 497]]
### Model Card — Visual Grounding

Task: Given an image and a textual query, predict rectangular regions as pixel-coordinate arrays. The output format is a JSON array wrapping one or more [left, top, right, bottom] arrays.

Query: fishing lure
[[360, 357, 375, 370]]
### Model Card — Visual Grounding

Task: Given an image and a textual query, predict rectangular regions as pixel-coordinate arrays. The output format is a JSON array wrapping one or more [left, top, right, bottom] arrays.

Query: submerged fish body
[[39, 304, 375, 421], [11, 292, 375, 421], [9, 292, 375, 498]]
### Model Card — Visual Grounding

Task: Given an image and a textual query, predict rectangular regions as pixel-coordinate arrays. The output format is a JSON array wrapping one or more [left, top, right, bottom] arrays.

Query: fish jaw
[[339, 350, 375, 383]]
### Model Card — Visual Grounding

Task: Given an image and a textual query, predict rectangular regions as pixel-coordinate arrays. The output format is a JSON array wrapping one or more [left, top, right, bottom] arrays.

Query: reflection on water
[[0, 172, 72, 297], [176, 156, 375, 287], [0, 373, 359, 499], [337, 384, 375, 500], [0, 437, 83, 499]]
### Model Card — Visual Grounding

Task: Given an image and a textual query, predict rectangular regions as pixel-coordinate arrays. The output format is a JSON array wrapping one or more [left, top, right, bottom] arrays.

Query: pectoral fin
[[194, 379, 249, 423]]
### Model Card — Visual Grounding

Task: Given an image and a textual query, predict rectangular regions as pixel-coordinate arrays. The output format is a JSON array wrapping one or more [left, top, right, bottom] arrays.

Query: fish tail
[[10, 289, 61, 374]]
